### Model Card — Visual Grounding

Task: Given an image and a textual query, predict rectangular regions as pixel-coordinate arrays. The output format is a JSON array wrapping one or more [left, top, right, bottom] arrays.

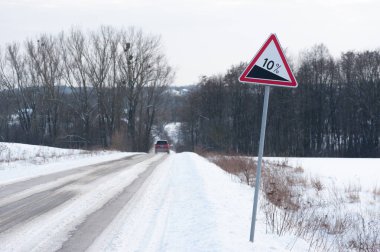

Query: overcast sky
[[0, 0, 379, 85]]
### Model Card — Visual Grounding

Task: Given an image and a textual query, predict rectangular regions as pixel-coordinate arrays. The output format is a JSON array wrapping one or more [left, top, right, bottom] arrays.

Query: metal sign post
[[249, 85, 270, 242]]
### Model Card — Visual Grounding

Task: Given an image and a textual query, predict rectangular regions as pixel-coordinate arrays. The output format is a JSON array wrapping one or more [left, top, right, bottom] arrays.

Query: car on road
[[155, 140, 170, 154]]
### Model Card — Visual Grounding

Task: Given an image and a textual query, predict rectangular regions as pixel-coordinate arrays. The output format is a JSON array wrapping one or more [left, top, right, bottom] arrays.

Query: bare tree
[[0, 43, 39, 142], [61, 29, 95, 143], [84, 26, 120, 147], [119, 28, 173, 151], [136, 55, 173, 151], [25, 35, 64, 144]]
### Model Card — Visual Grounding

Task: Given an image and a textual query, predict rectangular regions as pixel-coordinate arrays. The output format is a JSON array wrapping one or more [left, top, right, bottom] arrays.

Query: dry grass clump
[[208, 154, 256, 185], [371, 185, 380, 200], [346, 214, 380, 252], [262, 164, 302, 211], [207, 154, 305, 211], [311, 176, 324, 192], [344, 182, 361, 203], [207, 154, 305, 210], [294, 165, 304, 173], [262, 201, 294, 236]]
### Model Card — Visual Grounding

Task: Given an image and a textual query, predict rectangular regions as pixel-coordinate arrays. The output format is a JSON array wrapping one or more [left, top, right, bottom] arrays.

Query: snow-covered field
[[0, 142, 379, 251], [266, 157, 380, 191]]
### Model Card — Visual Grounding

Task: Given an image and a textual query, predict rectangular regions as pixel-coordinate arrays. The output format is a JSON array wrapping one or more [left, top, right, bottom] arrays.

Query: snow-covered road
[[0, 153, 167, 251]]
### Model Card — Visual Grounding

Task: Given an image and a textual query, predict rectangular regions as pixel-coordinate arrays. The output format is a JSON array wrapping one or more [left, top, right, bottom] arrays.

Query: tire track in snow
[[0, 154, 147, 234], [57, 154, 168, 252], [0, 154, 141, 198]]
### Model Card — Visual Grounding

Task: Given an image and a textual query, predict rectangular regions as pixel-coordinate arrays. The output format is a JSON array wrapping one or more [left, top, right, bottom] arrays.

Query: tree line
[[178, 45, 380, 157], [0, 26, 173, 152]]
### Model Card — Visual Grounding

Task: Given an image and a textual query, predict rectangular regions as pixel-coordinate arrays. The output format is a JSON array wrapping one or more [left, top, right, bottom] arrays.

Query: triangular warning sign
[[239, 34, 298, 88]]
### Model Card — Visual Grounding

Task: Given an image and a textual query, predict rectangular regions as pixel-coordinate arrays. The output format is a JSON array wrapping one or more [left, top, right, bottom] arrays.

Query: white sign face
[[239, 34, 298, 88], [253, 40, 290, 81]]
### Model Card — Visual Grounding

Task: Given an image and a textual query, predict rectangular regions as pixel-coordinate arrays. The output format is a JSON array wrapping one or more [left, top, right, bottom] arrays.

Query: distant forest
[[0, 27, 173, 152], [177, 45, 380, 157], [0, 28, 379, 157]]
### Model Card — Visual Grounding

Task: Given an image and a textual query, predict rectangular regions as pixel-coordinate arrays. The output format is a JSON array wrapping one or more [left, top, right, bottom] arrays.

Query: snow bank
[[0, 142, 138, 185]]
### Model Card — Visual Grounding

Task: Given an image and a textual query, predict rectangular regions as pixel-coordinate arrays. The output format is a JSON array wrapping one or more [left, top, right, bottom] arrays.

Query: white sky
[[0, 0, 379, 85]]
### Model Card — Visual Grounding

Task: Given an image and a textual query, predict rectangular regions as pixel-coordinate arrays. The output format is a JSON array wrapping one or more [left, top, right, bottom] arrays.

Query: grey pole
[[250, 85, 270, 242]]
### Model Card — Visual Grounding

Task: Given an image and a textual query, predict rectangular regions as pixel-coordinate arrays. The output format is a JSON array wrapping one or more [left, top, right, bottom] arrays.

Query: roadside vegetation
[[204, 152, 380, 251]]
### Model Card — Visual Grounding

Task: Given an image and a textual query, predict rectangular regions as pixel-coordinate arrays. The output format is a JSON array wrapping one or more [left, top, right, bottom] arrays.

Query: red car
[[155, 140, 170, 154]]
